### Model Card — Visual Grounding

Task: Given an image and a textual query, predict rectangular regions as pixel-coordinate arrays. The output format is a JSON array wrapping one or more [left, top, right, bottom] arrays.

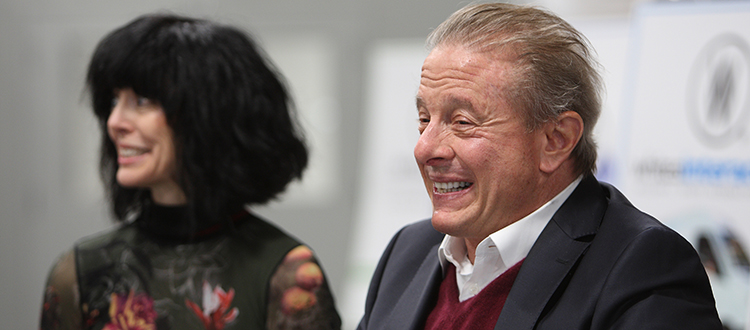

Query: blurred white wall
[[0, 1, 640, 329]]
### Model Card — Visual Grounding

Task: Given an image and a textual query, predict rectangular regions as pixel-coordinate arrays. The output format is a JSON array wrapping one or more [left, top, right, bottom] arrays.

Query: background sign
[[620, 3, 750, 329]]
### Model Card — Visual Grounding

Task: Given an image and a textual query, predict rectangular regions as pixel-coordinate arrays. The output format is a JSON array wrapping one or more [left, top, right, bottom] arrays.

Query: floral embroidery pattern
[[266, 245, 341, 329], [186, 282, 239, 330], [276, 246, 325, 316], [40, 286, 61, 330], [279, 260, 324, 315], [103, 290, 157, 330]]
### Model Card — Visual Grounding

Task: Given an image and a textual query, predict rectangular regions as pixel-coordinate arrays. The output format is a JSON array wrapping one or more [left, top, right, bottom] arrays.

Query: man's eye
[[417, 118, 429, 134], [111, 96, 119, 108]]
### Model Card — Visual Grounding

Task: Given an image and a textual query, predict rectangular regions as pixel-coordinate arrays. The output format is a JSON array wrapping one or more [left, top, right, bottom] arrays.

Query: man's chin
[[430, 213, 470, 237]]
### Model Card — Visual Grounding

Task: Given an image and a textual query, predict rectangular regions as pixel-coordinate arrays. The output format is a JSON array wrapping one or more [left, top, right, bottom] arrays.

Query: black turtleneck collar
[[135, 203, 249, 242]]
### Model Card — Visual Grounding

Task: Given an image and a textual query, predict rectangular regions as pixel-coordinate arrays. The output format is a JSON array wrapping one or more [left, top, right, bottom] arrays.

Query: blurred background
[[2, 0, 750, 329]]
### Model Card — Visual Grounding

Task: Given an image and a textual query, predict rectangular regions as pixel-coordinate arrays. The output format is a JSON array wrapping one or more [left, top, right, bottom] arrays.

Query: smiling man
[[357, 3, 723, 330]]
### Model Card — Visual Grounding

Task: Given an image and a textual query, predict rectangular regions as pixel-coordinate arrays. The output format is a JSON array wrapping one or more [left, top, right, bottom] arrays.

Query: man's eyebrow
[[415, 96, 475, 112], [447, 97, 475, 111]]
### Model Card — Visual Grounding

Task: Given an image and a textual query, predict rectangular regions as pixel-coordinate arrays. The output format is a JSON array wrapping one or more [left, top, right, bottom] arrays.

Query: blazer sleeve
[[591, 225, 723, 330]]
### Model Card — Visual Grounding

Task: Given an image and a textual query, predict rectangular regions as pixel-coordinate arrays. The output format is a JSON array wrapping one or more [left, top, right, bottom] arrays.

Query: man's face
[[415, 45, 548, 242]]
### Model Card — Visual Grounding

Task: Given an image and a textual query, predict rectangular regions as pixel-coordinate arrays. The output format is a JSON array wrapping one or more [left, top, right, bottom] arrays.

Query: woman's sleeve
[[265, 245, 342, 330], [40, 250, 82, 330]]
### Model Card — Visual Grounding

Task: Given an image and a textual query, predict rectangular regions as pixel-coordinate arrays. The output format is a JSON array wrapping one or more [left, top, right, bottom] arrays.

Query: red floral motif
[[40, 286, 61, 330], [103, 290, 157, 330], [281, 286, 317, 315], [295, 262, 323, 290], [186, 282, 239, 330]]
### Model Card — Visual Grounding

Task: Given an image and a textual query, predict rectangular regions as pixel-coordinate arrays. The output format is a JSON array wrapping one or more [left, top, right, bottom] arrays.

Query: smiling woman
[[39, 14, 341, 330], [107, 88, 183, 204]]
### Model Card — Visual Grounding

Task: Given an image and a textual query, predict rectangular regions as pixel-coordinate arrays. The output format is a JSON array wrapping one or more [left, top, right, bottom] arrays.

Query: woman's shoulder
[[73, 222, 143, 278], [41, 250, 83, 329], [234, 213, 302, 251], [75, 221, 139, 251]]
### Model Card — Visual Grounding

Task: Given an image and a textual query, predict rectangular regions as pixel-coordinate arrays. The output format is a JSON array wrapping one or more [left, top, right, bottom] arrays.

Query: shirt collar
[[438, 175, 583, 273]]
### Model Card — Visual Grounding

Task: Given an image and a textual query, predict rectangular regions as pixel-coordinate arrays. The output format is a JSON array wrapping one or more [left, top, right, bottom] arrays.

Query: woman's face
[[107, 88, 186, 205]]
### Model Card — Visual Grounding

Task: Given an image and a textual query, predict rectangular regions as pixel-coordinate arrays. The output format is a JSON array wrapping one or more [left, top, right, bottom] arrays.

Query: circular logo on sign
[[687, 33, 750, 148]]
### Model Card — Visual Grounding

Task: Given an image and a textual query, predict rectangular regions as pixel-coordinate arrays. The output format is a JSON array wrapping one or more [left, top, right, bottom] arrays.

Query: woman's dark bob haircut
[[87, 14, 308, 223]]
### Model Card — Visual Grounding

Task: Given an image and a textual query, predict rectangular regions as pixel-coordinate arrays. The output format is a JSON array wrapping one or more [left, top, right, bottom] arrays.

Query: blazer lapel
[[495, 176, 606, 330], [386, 243, 444, 330]]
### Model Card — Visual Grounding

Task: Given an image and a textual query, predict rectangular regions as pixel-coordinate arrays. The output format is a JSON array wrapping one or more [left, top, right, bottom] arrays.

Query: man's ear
[[540, 111, 583, 174]]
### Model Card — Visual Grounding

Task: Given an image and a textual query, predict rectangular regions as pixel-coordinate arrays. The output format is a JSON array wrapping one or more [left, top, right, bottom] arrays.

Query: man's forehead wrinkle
[[421, 65, 482, 81], [420, 68, 485, 96]]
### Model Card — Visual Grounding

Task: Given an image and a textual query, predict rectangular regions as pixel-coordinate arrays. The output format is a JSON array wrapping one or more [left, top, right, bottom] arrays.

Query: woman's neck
[[150, 183, 187, 205]]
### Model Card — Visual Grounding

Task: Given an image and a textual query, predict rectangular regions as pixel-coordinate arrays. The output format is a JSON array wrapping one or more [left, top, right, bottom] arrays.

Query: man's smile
[[434, 181, 473, 193]]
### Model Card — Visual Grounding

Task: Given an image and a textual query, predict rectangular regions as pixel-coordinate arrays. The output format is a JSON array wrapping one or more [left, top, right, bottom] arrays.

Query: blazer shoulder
[[385, 219, 444, 262], [401, 219, 443, 241], [600, 182, 675, 235], [359, 219, 444, 330]]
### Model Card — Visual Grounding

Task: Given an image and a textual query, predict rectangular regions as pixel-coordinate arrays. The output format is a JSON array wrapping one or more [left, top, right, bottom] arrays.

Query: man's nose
[[414, 123, 454, 167]]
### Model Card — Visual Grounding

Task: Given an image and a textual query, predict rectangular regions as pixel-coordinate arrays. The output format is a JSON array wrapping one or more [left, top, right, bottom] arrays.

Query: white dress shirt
[[437, 176, 582, 301]]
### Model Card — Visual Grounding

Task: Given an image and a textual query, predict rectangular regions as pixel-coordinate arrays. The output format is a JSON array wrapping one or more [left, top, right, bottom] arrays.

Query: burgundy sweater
[[424, 260, 524, 330]]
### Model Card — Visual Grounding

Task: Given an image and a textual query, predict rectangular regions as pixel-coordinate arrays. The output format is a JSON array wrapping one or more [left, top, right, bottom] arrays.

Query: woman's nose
[[107, 99, 132, 139]]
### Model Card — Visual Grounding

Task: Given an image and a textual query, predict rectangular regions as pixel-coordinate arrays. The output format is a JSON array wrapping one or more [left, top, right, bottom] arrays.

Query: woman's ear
[[540, 111, 583, 174]]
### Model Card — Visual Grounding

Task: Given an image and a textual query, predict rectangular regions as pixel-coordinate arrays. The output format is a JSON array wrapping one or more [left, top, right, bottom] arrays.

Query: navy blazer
[[358, 176, 723, 330]]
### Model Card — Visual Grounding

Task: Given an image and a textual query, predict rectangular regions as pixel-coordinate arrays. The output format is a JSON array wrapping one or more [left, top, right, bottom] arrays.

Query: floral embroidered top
[[40, 204, 341, 330]]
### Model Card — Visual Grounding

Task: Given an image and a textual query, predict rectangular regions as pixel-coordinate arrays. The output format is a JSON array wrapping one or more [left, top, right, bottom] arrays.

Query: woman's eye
[[111, 96, 119, 108], [136, 97, 151, 107]]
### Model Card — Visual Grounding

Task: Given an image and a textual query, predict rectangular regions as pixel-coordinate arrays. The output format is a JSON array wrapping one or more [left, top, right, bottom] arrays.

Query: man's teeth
[[118, 148, 145, 157], [434, 182, 472, 193]]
